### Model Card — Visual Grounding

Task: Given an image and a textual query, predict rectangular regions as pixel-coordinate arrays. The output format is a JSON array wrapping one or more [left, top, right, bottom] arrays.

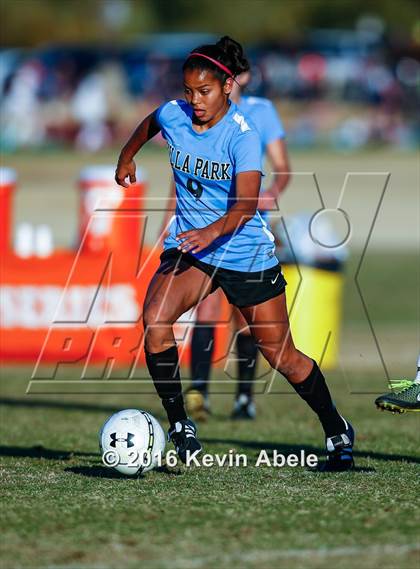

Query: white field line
[[169, 543, 420, 569]]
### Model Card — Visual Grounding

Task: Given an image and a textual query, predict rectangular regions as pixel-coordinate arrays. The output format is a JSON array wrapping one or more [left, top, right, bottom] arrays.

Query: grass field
[[1, 250, 419, 569], [1, 372, 419, 569]]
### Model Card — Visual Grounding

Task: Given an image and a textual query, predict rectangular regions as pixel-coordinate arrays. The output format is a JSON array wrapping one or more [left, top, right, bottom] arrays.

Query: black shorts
[[159, 248, 287, 308]]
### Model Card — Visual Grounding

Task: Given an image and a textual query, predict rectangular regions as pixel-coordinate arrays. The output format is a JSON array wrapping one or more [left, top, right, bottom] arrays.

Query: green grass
[[1, 371, 419, 569], [1, 252, 419, 569], [343, 250, 419, 326]]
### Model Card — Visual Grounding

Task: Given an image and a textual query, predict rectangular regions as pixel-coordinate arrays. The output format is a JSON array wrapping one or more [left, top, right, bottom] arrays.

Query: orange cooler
[[0, 167, 16, 255], [78, 165, 146, 256]]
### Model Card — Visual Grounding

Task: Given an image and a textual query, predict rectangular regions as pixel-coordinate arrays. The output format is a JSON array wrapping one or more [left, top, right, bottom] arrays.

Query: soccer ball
[[99, 409, 166, 476]]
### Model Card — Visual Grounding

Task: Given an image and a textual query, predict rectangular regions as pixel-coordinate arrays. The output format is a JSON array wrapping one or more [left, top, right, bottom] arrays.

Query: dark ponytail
[[215, 36, 249, 76], [183, 35, 250, 82]]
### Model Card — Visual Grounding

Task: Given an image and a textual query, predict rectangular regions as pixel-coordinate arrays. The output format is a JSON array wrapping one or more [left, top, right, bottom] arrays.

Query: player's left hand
[[176, 226, 218, 254]]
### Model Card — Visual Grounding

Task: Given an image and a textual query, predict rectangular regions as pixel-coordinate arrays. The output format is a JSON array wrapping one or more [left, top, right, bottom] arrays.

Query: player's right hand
[[115, 159, 136, 188]]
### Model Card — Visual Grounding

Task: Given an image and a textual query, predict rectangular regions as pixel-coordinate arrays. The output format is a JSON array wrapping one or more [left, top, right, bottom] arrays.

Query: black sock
[[236, 333, 259, 399], [191, 324, 215, 395], [291, 360, 346, 437], [145, 345, 187, 426]]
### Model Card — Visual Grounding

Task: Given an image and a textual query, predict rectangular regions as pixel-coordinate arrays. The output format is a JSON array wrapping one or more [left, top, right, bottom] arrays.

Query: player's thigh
[[238, 291, 296, 358], [196, 287, 224, 323], [144, 257, 213, 324]]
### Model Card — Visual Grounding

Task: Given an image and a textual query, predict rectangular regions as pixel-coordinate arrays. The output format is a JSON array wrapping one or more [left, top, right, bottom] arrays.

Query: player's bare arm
[[115, 111, 161, 187], [258, 138, 291, 210]]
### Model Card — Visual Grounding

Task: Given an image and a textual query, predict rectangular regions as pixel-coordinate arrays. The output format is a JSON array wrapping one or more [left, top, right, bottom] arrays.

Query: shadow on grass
[[1, 397, 120, 414], [311, 464, 376, 473], [0, 445, 96, 460], [0, 397, 167, 422], [65, 464, 182, 478], [64, 465, 138, 479], [201, 438, 420, 465], [0, 445, 182, 478]]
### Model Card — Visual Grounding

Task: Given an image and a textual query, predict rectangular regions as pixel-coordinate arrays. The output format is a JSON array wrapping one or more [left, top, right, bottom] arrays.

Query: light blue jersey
[[238, 96, 285, 151], [238, 96, 285, 223], [157, 99, 278, 272]]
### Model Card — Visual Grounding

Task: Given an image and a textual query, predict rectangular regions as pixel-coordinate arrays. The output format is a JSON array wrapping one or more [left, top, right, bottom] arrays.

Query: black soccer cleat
[[375, 380, 420, 413], [231, 394, 256, 420], [167, 419, 202, 464], [320, 419, 355, 472]]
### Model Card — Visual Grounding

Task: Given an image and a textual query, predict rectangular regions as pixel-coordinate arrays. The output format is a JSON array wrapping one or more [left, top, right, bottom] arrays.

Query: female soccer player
[[194, 71, 291, 420], [115, 36, 355, 471], [160, 69, 291, 421]]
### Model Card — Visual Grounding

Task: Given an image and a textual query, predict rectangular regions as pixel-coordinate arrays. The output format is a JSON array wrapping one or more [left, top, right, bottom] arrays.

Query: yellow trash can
[[282, 263, 343, 370], [273, 212, 348, 370]]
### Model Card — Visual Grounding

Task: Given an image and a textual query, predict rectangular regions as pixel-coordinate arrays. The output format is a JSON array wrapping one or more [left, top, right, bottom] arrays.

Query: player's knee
[[143, 322, 172, 353], [143, 302, 175, 352], [262, 346, 300, 376], [278, 349, 304, 377], [144, 331, 165, 354], [143, 297, 171, 328]]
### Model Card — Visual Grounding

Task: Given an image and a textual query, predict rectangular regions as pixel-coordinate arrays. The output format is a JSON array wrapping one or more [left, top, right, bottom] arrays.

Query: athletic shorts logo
[[271, 274, 279, 285]]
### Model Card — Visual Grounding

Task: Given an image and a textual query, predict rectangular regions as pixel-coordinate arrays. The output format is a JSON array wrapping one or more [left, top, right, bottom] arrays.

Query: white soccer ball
[[99, 409, 166, 476]]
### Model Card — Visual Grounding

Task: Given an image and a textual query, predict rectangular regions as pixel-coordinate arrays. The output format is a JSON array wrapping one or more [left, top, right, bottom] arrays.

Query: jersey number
[[186, 178, 203, 199]]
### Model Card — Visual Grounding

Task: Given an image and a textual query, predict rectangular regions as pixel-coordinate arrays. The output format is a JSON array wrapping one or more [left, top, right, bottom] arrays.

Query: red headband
[[189, 52, 234, 77]]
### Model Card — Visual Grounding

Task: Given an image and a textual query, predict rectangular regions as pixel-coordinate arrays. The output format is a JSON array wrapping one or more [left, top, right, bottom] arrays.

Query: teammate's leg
[[186, 289, 223, 420], [143, 255, 213, 461], [231, 308, 259, 420], [239, 292, 355, 471], [191, 294, 219, 396]]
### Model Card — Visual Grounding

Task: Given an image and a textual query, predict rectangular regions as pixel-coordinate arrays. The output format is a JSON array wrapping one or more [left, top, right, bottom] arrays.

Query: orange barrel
[[0, 167, 16, 255], [78, 165, 146, 256]]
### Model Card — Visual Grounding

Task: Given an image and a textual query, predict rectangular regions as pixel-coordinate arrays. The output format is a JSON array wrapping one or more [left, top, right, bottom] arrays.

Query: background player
[[160, 70, 291, 421], [375, 353, 420, 412], [115, 36, 355, 472]]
